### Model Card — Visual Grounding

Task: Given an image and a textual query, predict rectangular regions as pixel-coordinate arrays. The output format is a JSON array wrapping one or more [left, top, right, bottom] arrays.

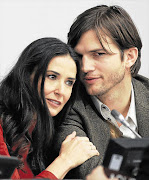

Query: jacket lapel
[[84, 95, 111, 163]]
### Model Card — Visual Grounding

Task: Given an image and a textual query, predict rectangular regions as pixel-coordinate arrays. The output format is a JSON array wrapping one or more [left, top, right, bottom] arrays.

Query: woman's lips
[[47, 99, 61, 107]]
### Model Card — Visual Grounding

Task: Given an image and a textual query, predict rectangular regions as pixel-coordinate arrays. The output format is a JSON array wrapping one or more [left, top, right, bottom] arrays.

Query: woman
[[0, 37, 99, 179]]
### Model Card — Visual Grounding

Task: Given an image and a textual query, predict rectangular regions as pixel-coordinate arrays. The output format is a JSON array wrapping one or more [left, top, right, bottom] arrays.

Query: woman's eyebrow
[[46, 70, 59, 75], [68, 77, 76, 81], [47, 70, 76, 80]]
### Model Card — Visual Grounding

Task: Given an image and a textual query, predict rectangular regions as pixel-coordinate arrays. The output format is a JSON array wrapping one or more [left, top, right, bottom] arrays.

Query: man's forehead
[[74, 30, 115, 54]]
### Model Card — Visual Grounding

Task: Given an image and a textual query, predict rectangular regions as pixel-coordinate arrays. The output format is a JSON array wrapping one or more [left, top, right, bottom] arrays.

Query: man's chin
[[86, 88, 98, 96], [86, 87, 106, 96]]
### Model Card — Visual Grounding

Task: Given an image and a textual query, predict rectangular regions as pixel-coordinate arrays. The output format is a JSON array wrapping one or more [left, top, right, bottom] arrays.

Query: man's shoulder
[[132, 74, 149, 90], [132, 74, 149, 107]]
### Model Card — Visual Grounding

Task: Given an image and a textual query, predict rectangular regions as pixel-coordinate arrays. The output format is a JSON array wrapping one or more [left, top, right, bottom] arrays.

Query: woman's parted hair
[[68, 5, 142, 77], [0, 37, 79, 173]]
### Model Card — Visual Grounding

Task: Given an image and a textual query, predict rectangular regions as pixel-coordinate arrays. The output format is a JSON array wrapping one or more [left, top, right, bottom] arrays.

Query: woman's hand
[[45, 131, 99, 179], [59, 131, 99, 169]]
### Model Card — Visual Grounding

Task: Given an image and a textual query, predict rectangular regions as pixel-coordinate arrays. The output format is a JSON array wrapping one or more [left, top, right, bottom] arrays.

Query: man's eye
[[98, 53, 105, 56], [48, 74, 56, 80], [94, 52, 105, 56], [91, 52, 106, 59], [66, 80, 74, 86]]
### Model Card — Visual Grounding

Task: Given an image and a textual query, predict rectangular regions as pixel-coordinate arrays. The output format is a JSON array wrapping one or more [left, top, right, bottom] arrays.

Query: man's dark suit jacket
[[53, 74, 149, 179]]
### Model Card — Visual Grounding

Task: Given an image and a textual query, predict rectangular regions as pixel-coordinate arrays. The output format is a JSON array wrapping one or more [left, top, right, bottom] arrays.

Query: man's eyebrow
[[90, 48, 113, 55], [76, 48, 105, 55], [89, 48, 105, 52]]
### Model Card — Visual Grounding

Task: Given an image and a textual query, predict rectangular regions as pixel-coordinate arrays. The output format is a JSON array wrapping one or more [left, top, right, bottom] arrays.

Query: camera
[[103, 138, 149, 180]]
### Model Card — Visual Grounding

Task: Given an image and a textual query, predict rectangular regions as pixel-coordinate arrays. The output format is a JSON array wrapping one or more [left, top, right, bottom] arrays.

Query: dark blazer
[[54, 74, 149, 179]]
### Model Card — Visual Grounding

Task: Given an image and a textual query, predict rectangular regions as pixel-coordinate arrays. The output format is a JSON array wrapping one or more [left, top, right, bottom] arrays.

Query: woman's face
[[44, 54, 77, 117]]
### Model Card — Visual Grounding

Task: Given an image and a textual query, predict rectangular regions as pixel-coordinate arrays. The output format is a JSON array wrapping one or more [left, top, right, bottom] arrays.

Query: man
[[53, 5, 149, 179]]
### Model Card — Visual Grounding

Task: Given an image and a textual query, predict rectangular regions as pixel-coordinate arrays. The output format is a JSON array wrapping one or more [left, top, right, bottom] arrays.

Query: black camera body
[[103, 138, 149, 179]]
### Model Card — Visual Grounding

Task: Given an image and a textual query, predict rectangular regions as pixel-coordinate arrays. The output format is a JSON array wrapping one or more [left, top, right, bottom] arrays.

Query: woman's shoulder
[[0, 124, 4, 140], [0, 124, 10, 156]]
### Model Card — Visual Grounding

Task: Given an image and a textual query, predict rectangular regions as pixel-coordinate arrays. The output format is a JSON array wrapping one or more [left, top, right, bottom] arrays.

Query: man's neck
[[97, 76, 132, 118]]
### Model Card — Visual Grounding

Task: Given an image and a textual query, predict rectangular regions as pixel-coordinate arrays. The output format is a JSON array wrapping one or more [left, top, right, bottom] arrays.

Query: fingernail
[[72, 131, 76, 134]]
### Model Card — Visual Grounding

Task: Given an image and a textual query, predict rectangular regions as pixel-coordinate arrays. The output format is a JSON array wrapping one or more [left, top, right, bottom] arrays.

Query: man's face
[[74, 29, 126, 98]]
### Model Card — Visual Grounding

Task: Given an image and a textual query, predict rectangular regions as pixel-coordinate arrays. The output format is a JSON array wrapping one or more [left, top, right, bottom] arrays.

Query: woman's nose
[[54, 82, 65, 96]]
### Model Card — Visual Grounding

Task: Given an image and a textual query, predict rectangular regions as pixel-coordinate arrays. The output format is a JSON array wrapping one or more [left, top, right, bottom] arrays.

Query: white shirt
[[91, 85, 140, 138]]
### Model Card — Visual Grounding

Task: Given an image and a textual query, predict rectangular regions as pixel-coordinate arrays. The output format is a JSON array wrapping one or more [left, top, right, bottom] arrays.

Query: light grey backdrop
[[0, 0, 149, 80]]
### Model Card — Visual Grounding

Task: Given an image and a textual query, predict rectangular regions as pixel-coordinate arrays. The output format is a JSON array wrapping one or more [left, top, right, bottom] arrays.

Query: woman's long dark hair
[[0, 37, 80, 174]]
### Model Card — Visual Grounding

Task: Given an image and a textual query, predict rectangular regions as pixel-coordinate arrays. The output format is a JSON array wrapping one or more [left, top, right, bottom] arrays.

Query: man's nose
[[81, 55, 95, 73]]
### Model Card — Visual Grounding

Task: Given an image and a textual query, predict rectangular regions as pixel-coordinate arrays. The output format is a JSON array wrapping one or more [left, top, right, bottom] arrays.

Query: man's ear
[[124, 47, 138, 68]]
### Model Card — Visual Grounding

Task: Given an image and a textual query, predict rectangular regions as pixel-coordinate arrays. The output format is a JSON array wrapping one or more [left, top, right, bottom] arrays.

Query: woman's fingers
[[59, 133, 99, 169], [70, 136, 100, 161], [69, 136, 99, 155], [64, 131, 76, 142]]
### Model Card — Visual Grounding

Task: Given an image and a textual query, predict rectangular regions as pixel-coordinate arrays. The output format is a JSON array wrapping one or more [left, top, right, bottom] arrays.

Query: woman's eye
[[48, 74, 56, 80], [66, 80, 74, 86]]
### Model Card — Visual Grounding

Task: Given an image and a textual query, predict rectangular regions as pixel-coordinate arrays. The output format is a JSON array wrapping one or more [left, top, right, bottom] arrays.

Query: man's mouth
[[83, 76, 102, 84]]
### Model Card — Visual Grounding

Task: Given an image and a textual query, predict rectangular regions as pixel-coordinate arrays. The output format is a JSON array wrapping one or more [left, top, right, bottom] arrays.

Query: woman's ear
[[124, 47, 138, 68]]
